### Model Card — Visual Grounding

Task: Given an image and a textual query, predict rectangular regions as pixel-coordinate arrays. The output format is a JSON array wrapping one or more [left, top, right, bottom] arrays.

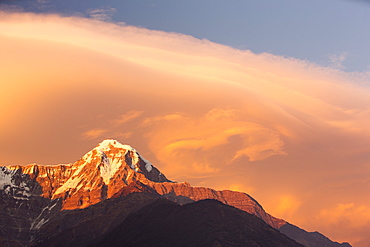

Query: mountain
[[9, 140, 169, 210], [0, 139, 351, 246], [91, 199, 303, 247]]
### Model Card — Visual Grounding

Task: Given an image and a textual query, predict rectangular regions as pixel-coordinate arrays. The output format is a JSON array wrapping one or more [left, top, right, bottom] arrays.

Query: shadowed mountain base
[[91, 198, 303, 247]]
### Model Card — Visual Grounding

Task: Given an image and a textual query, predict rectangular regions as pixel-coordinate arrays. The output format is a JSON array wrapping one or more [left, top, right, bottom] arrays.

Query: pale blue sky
[[2, 0, 370, 72]]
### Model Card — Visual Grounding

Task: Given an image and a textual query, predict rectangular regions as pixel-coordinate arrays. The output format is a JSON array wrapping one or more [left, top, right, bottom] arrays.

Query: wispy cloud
[[33, 0, 53, 11], [36, 0, 50, 4], [319, 203, 370, 228], [86, 6, 116, 22], [0, 4, 24, 12], [111, 110, 143, 127], [329, 52, 348, 70], [81, 129, 108, 140]]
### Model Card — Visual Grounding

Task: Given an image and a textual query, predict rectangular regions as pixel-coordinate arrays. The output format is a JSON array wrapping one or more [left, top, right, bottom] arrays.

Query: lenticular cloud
[[1, 11, 370, 245]]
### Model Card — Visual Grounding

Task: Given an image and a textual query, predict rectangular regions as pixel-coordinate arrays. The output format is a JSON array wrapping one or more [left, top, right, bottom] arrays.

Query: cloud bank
[[1, 11, 370, 246]]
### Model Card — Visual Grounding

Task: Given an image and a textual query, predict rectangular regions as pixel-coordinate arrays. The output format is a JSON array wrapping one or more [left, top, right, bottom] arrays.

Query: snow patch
[[99, 151, 123, 184], [97, 139, 145, 174], [82, 151, 95, 164], [54, 162, 86, 195], [33, 218, 49, 230], [30, 201, 58, 230], [0, 167, 32, 199], [0, 167, 17, 190], [141, 157, 153, 172], [97, 139, 136, 153], [129, 151, 141, 171]]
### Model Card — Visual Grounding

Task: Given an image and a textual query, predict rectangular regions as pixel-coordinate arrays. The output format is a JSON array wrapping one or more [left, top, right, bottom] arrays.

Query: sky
[[1, 0, 370, 246]]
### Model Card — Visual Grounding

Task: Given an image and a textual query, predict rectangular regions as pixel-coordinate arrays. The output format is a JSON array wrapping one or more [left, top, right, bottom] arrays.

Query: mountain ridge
[[0, 139, 351, 247]]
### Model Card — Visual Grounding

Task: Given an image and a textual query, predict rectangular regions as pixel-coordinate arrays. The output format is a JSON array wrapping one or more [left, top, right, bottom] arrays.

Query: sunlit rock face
[[5, 140, 169, 210], [149, 181, 286, 228]]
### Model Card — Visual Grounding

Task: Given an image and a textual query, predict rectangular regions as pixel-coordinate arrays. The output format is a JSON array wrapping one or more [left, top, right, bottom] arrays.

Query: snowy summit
[[95, 139, 153, 173]]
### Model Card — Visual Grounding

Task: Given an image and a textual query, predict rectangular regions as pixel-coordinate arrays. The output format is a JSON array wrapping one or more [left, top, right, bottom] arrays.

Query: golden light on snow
[[2, 11, 370, 246]]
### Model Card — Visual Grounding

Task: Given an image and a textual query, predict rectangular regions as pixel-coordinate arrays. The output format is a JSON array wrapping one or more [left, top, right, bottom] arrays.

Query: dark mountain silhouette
[[93, 198, 304, 247]]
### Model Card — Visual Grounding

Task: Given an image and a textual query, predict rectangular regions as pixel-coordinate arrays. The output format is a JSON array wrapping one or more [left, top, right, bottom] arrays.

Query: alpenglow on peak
[[94, 139, 151, 173], [96, 139, 137, 152]]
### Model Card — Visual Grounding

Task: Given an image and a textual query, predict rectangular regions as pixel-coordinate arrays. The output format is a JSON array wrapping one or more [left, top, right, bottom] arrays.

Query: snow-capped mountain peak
[[96, 139, 135, 153], [94, 139, 143, 173], [51, 140, 146, 201], [40, 140, 168, 209]]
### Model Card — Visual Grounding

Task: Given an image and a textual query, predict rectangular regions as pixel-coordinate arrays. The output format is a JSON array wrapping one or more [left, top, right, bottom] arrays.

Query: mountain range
[[0, 139, 351, 246]]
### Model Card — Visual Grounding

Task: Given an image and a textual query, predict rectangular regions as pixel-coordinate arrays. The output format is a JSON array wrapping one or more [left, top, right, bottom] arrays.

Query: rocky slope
[[0, 139, 351, 247], [150, 181, 286, 228]]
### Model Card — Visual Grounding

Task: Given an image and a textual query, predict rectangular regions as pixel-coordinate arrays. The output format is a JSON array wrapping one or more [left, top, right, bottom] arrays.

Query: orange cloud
[[270, 195, 303, 222], [141, 107, 286, 179], [111, 110, 143, 126], [2, 11, 370, 246], [226, 184, 255, 194], [319, 203, 370, 228], [308, 203, 370, 246], [81, 129, 108, 140]]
